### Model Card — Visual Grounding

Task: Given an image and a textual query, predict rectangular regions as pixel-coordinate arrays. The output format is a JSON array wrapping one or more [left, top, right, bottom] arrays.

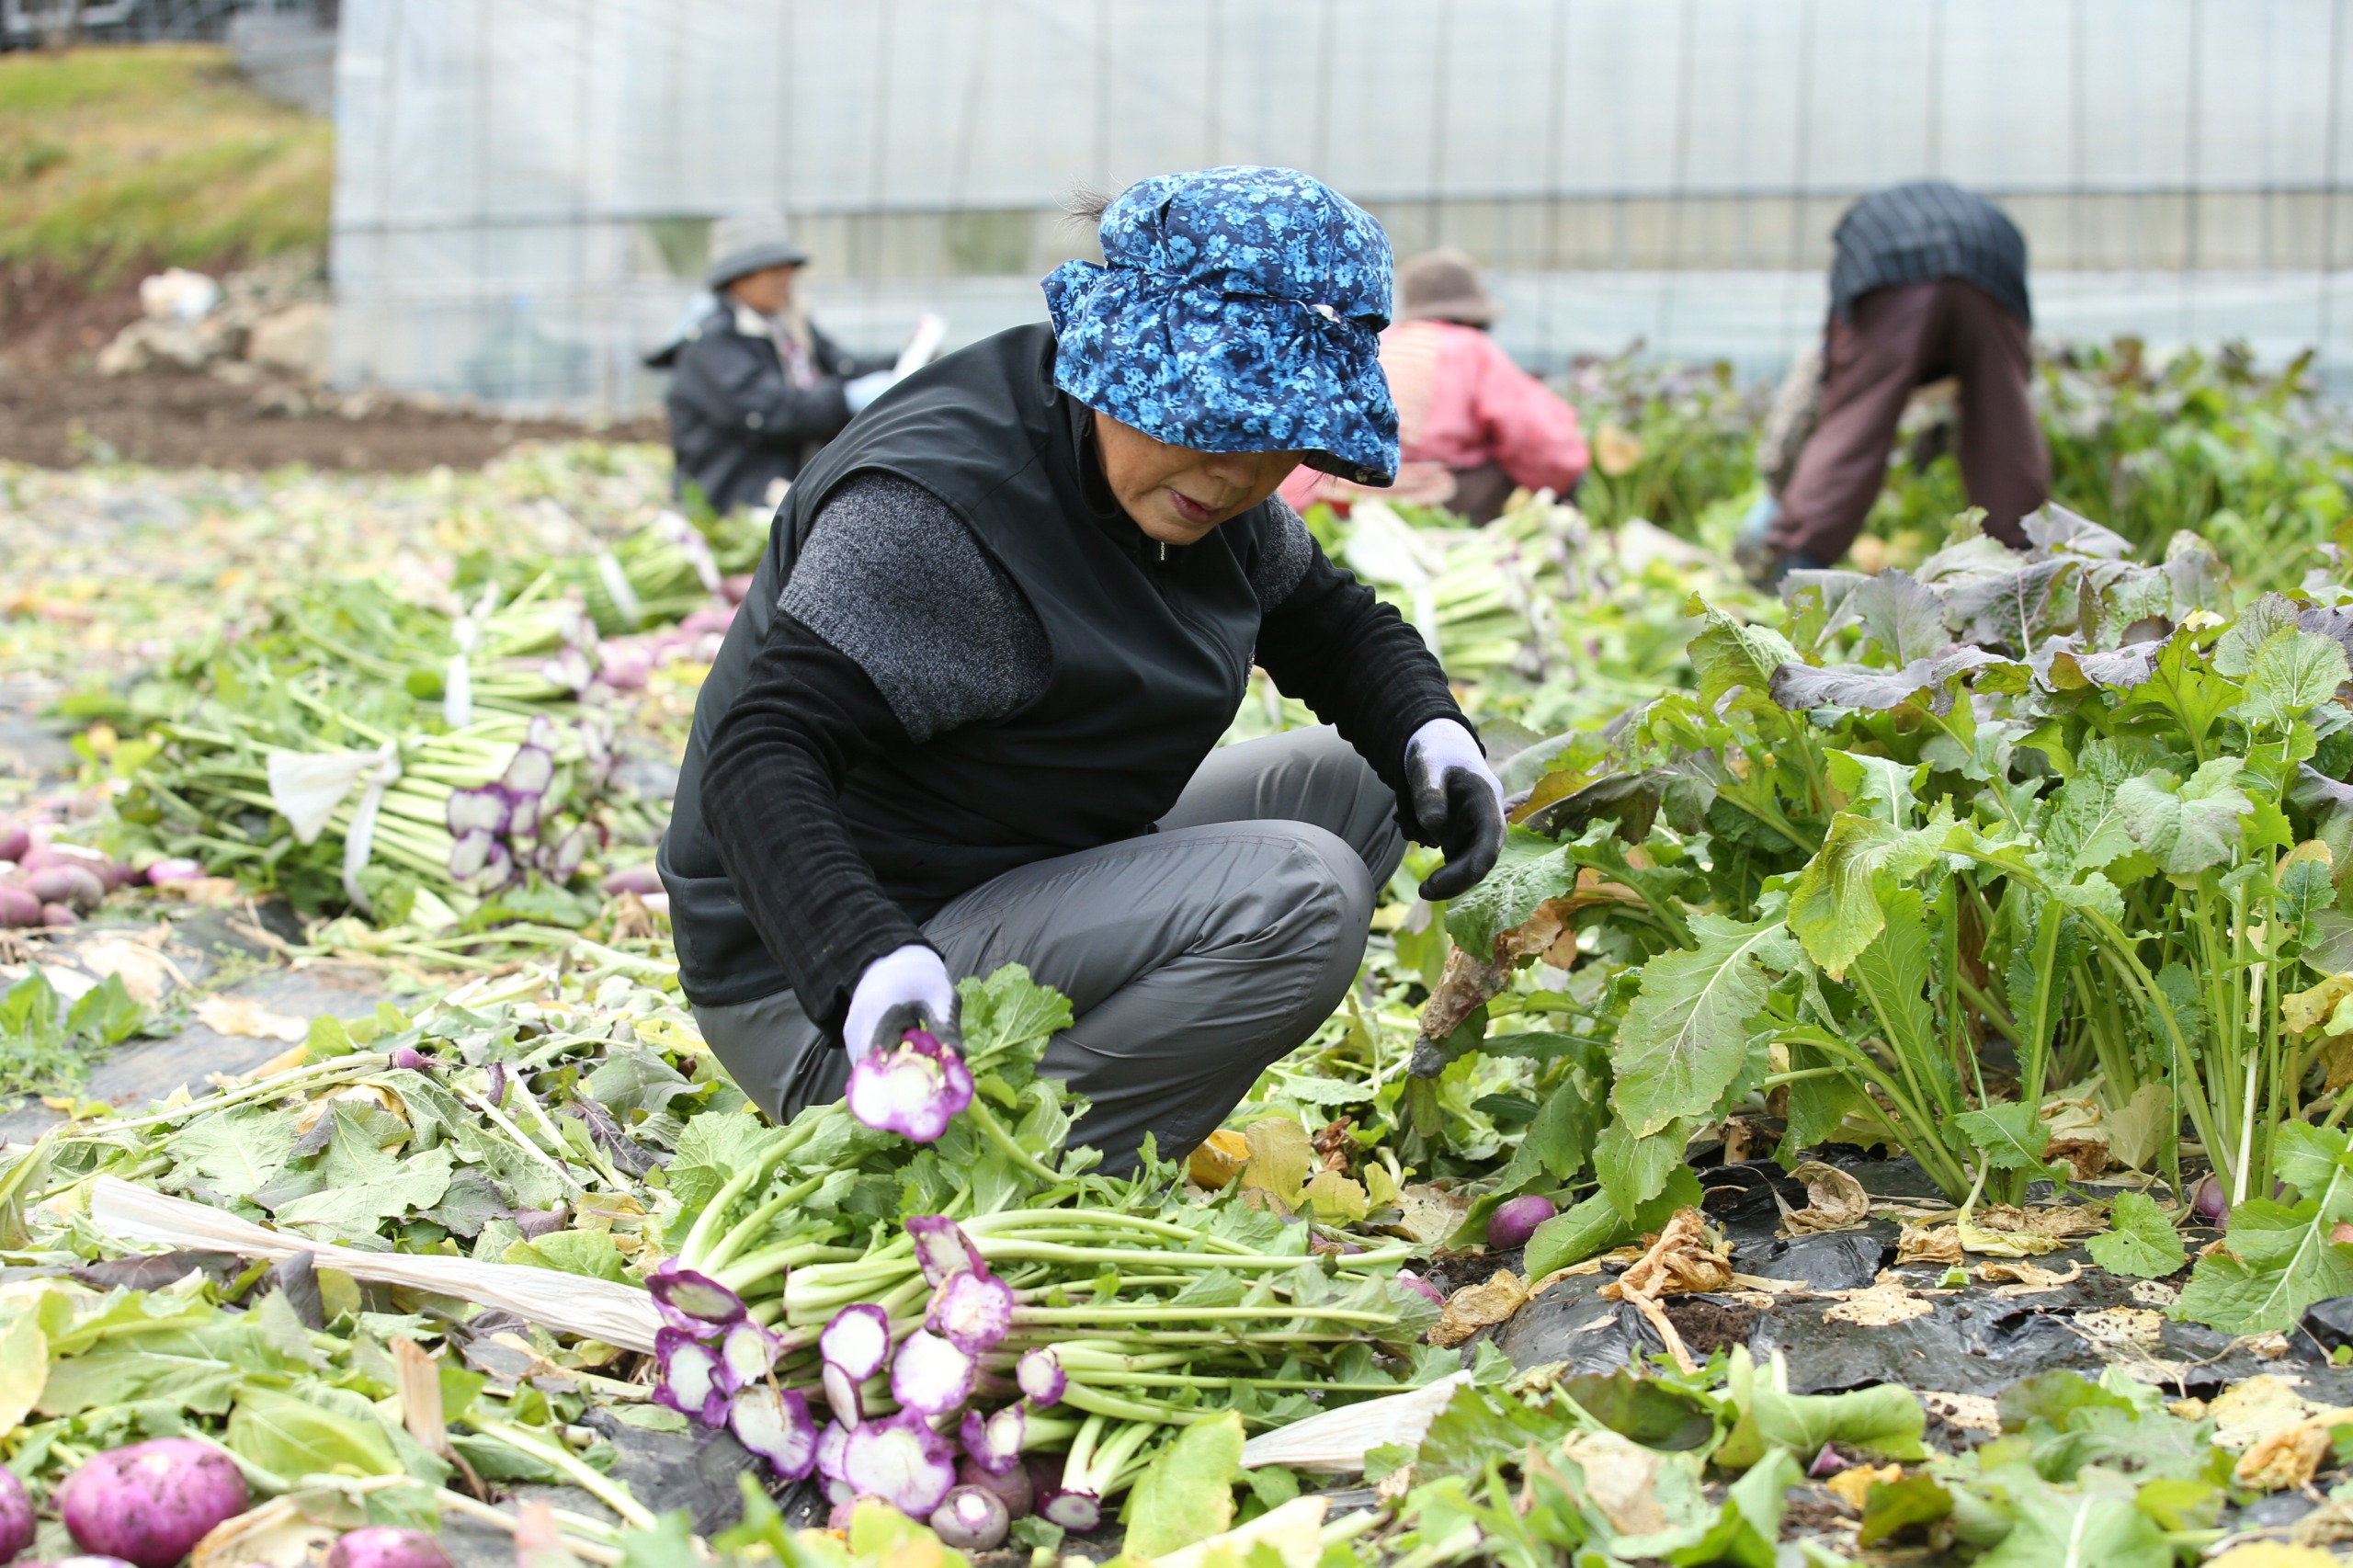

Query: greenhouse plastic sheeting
[[332, 0, 2353, 411]]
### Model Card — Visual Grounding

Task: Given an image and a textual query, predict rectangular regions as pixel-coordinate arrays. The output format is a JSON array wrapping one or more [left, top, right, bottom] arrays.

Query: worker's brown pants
[[1768, 278, 2051, 562]]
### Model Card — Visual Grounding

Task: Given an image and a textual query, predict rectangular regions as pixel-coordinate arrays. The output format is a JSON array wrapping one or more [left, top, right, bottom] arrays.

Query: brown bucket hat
[[1396, 247, 1498, 325]]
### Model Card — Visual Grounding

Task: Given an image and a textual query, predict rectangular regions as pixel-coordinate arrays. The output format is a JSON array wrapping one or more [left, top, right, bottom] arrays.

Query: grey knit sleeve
[[1249, 495, 1317, 612], [779, 472, 1051, 743]]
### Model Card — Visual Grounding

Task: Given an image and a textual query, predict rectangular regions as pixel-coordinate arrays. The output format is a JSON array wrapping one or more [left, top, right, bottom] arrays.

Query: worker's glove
[[843, 370, 896, 415], [843, 943, 961, 1064], [1404, 719, 1506, 901]]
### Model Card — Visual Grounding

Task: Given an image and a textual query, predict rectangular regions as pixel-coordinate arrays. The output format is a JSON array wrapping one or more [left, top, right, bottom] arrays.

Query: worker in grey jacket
[[659, 167, 1506, 1171], [646, 211, 896, 513]]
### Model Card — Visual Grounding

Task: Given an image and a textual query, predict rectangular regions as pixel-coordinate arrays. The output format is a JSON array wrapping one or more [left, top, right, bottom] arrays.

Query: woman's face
[[726, 264, 800, 316], [1093, 413, 1303, 546]]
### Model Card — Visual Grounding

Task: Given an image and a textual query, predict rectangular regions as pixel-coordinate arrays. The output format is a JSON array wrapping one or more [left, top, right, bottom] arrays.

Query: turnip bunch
[[642, 966, 1447, 1531]]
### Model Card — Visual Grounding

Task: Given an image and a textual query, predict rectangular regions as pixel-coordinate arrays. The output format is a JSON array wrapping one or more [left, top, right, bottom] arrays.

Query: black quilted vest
[[661, 324, 1275, 1006]]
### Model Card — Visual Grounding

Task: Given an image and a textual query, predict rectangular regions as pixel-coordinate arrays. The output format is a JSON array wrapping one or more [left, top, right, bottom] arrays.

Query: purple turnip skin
[[929, 1486, 1010, 1551], [144, 858, 206, 886], [0, 1465, 31, 1561], [653, 1329, 730, 1426], [26, 864, 104, 915], [955, 1454, 1032, 1519], [324, 1527, 454, 1568], [1396, 1270, 1445, 1307], [1486, 1195, 1557, 1251], [0, 886, 40, 927], [56, 1437, 251, 1568], [826, 1499, 860, 1531], [0, 823, 28, 863], [40, 903, 81, 928], [1021, 1453, 1064, 1512], [387, 1047, 435, 1073], [601, 865, 665, 899]]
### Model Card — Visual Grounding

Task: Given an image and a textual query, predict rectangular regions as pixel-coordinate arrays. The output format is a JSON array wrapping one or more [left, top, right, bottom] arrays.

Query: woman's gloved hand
[[1405, 718, 1506, 901], [843, 943, 961, 1063]]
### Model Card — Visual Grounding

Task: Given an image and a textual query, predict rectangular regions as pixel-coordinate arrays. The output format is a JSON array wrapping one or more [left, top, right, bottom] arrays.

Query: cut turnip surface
[[324, 1526, 454, 1568], [719, 1319, 780, 1387], [960, 1403, 1025, 1475], [502, 744, 557, 798], [820, 1362, 867, 1426], [730, 1384, 819, 1481], [443, 784, 511, 837], [904, 1214, 988, 1287], [890, 1328, 976, 1415], [653, 1328, 729, 1426], [55, 1437, 250, 1568], [820, 1301, 893, 1381], [929, 1485, 1010, 1551], [928, 1267, 1014, 1355], [1040, 1487, 1102, 1533], [646, 1260, 746, 1335], [842, 1413, 958, 1519], [847, 1031, 974, 1143], [1016, 1346, 1065, 1407]]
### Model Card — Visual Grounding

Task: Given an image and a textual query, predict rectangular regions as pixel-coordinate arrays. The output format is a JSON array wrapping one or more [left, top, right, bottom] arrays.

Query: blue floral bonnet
[[1041, 166, 1400, 487]]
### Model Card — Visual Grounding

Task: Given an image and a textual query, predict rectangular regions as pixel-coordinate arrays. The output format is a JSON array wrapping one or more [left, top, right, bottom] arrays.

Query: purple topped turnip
[[56, 1437, 250, 1568], [601, 865, 664, 899], [847, 1031, 974, 1143], [0, 1466, 29, 1562], [26, 864, 103, 915], [0, 886, 40, 928], [0, 823, 27, 863], [144, 858, 206, 886], [324, 1527, 453, 1568], [40, 903, 80, 928], [956, 1452, 1031, 1518], [1486, 1195, 1556, 1251], [929, 1486, 1009, 1551], [387, 1047, 435, 1074], [1396, 1270, 1445, 1307]]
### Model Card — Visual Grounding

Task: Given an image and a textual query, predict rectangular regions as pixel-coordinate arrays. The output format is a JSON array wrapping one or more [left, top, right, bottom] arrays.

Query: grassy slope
[[0, 44, 330, 285]]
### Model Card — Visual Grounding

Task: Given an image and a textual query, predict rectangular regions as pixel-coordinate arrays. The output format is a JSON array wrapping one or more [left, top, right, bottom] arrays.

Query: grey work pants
[[693, 726, 1406, 1173]]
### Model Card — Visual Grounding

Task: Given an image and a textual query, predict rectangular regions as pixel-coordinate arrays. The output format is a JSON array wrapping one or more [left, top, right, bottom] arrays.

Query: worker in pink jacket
[[1281, 248, 1588, 523]]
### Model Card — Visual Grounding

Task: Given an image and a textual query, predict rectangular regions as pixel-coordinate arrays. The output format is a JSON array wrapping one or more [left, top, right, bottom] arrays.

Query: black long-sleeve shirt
[[698, 472, 1461, 1034]]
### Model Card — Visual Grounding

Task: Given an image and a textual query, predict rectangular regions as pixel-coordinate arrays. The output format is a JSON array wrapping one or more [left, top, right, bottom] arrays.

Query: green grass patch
[[0, 43, 330, 285]]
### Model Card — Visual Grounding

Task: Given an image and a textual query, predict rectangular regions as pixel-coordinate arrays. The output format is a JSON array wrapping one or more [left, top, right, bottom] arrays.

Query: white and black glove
[[1404, 718, 1506, 901], [842, 942, 961, 1062]]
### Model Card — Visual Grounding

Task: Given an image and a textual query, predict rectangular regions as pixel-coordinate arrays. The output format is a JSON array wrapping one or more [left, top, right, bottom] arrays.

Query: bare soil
[[0, 262, 665, 472], [0, 363, 665, 472]]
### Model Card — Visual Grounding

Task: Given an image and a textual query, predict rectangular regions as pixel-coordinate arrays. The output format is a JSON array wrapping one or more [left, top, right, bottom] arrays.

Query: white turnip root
[[55, 1437, 250, 1568]]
